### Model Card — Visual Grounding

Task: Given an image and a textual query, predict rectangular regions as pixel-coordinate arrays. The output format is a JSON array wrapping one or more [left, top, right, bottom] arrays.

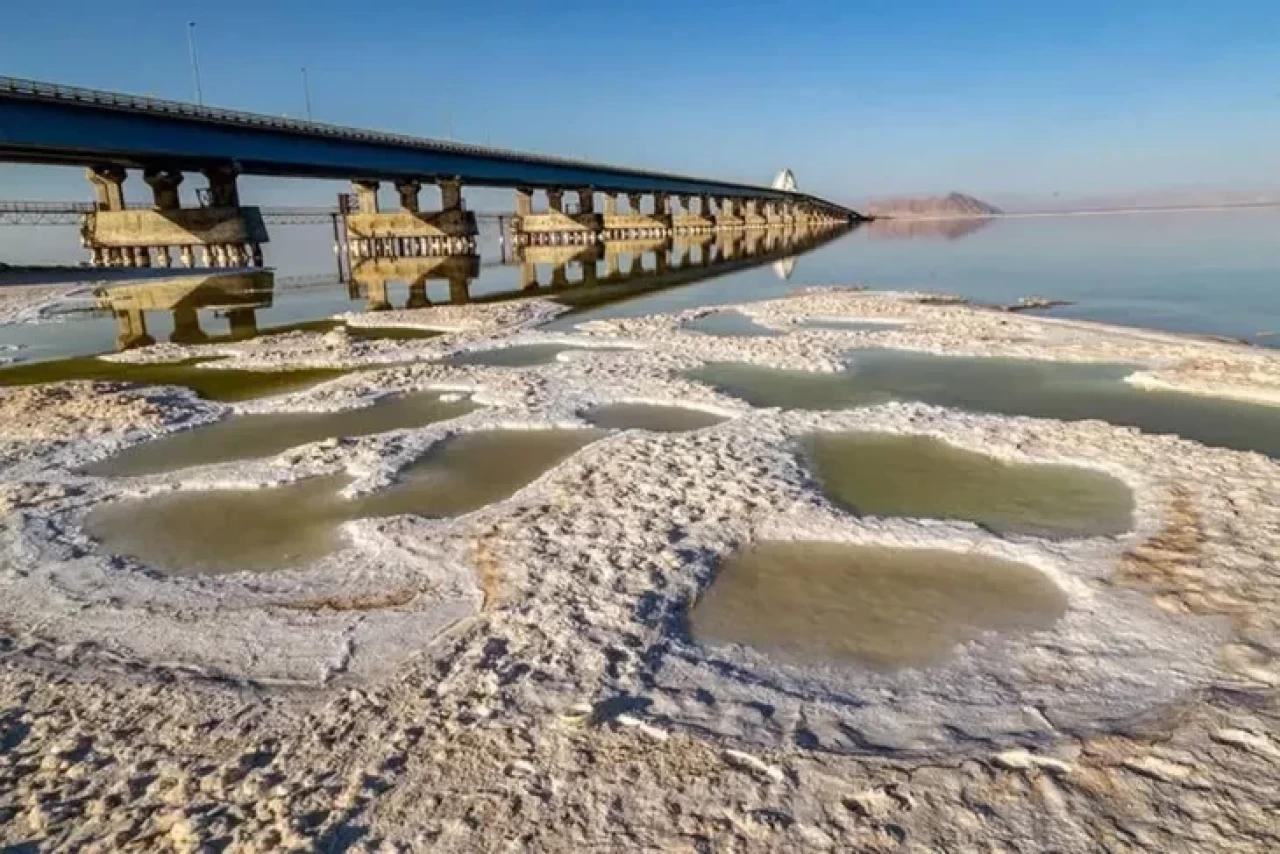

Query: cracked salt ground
[[1, 289, 1279, 850]]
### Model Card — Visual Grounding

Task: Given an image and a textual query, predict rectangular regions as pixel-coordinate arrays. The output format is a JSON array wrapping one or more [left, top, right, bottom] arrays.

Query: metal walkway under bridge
[[0, 76, 858, 213]]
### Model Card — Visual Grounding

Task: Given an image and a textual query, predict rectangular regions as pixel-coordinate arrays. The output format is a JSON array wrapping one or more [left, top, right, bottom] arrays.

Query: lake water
[[2, 209, 1277, 366]]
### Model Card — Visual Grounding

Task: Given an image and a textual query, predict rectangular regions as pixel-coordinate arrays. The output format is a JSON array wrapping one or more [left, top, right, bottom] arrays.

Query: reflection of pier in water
[[505, 223, 853, 311], [349, 254, 481, 310], [92, 222, 853, 346], [96, 271, 275, 349]]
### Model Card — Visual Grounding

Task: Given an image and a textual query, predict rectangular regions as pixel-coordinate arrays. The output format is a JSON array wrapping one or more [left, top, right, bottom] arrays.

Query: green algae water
[[689, 350, 1280, 458], [803, 433, 1134, 538], [86, 475, 351, 575], [683, 310, 780, 338], [689, 541, 1068, 670], [0, 356, 345, 402], [87, 429, 602, 574], [582, 402, 727, 432], [86, 390, 478, 476], [352, 429, 605, 519]]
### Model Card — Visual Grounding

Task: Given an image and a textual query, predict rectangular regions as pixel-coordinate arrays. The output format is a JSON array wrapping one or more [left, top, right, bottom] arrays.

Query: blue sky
[[2, 0, 1279, 208]]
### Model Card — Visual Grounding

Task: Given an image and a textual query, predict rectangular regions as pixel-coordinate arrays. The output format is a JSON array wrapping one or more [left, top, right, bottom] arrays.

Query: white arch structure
[[771, 169, 798, 192]]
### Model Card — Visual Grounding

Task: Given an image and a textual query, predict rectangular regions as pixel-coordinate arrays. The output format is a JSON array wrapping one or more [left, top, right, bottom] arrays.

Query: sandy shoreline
[[1, 289, 1278, 851]]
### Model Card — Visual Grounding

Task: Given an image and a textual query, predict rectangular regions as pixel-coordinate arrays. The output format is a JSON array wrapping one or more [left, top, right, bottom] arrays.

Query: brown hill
[[865, 192, 1002, 219]]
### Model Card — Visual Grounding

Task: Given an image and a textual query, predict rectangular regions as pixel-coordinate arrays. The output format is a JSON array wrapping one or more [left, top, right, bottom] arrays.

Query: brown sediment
[[1110, 487, 1249, 623], [276, 586, 420, 613], [470, 527, 508, 611], [0, 381, 184, 442]]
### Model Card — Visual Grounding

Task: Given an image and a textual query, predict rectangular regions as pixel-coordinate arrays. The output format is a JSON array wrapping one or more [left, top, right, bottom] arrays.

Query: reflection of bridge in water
[[96, 271, 274, 350], [95, 221, 853, 348], [350, 221, 853, 312]]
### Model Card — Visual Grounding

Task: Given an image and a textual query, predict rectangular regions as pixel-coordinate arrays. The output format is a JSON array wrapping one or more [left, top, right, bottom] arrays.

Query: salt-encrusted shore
[[0, 289, 1277, 851]]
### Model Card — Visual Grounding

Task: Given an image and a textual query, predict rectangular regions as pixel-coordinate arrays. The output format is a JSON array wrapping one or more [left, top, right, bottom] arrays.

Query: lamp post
[[187, 22, 204, 106], [301, 67, 313, 121]]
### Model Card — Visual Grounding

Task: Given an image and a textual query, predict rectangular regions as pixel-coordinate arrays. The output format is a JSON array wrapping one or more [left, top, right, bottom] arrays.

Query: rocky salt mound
[[0, 290, 1278, 851], [864, 192, 1003, 219]]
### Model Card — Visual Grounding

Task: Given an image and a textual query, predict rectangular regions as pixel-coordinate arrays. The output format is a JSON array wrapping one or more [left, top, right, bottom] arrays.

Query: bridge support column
[[439, 178, 463, 211], [396, 179, 422, 213], [87, 167, 127, 211], [354, 180, 380, 215], [603, 193, 617, 215], [577, 188, 595, 214], [143, 169, 183, 211], [515, 188, 533, 217], [203, 165, 242, 207]]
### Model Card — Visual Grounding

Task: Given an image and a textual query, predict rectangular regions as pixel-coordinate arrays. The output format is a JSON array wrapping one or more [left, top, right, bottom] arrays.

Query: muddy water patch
[[86, 390, 479, 477], [352, 428, 606, 519], [689, 541, 1068, 671], [85, 429, 603, 575], [85, 475, 351, 575], [684, 310, 780, 338], [0, 355, 347, 402], [689, 350, 1280, 458], [804, 432, 1134, 538], [582, 403, 727, 433]]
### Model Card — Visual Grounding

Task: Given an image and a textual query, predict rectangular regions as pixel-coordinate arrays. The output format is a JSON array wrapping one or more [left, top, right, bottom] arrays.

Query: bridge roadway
[[0, 77, 851, 208], [0, 76, 859, 269]]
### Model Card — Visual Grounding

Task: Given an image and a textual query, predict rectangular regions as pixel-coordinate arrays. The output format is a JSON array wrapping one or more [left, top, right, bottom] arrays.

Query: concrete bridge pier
[[601, 191, 672, 239], [715, 197, 744, 230], [346, 177, 479, 259], [673, 193, 714, 234], [512, 186, 603, 245], [81, 164, 268, 270]]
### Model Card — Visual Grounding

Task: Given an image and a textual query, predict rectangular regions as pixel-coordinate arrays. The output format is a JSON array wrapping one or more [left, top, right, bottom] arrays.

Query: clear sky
[[2, 0, 1278, 208]]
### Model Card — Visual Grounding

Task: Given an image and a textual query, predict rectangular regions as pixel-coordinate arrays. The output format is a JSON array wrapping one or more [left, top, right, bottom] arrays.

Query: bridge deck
[[0, 77, 856, 213]]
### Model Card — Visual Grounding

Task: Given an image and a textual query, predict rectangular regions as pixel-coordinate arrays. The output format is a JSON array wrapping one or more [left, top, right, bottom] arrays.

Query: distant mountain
[[864, 192, 1002, 219]]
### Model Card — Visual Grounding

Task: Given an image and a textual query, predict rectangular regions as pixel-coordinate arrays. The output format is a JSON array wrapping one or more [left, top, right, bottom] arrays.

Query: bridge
[[0, 76, 861, 270]]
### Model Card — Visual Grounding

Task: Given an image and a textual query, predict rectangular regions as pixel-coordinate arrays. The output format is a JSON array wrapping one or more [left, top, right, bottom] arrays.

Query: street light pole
[[301, 67, 313, 121], [187, 22, 204, 106]]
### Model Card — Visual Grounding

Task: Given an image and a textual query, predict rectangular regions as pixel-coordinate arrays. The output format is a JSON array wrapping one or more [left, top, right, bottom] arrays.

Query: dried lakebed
[[1, 289, 1279, 851]]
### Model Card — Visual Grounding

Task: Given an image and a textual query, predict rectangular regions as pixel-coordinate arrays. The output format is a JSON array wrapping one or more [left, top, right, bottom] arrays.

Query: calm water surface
[[690, 541, 1068, 670], [3, 210, 1277, 364]]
